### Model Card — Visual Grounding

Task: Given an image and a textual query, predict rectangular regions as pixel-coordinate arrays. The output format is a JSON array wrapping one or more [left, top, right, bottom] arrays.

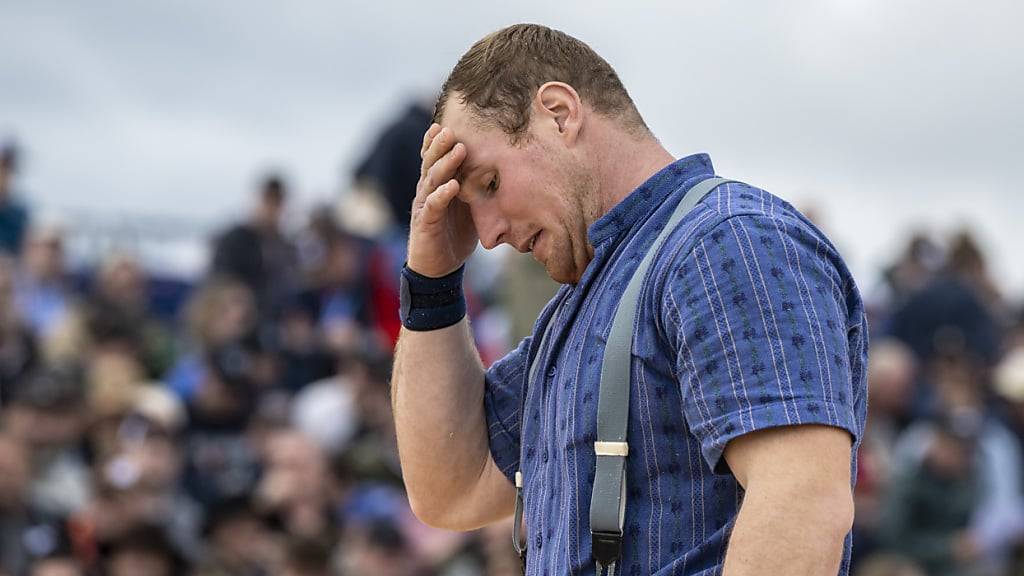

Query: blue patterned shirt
[[483, 154, 868, 575]]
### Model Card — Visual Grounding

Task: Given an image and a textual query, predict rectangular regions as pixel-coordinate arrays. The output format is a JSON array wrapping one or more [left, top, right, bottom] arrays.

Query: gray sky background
[[2, 0, 1022, 295]]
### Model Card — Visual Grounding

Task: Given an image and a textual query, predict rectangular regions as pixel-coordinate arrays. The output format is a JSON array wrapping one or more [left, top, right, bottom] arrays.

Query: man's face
[[441, 99, 596, 284]]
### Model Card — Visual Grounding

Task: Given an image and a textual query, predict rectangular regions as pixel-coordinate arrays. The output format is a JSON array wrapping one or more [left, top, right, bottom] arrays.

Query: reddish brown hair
[[434, 24, 648, 142]]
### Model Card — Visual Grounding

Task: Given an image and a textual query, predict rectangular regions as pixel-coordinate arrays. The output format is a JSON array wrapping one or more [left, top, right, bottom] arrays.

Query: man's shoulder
[[655, 179, 818, 266], [647, 178, 853, 309]]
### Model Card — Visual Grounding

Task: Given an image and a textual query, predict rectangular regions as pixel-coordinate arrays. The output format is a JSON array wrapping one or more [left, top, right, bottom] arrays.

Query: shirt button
[[547, 365, 557, 378]]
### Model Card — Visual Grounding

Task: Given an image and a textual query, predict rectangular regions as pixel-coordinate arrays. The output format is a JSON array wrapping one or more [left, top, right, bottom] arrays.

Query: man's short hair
[[434, 23, 649, 142]]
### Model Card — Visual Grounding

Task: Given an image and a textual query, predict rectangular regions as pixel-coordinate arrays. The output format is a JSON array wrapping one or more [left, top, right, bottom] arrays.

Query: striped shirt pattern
[[483, 154, 868, 575]]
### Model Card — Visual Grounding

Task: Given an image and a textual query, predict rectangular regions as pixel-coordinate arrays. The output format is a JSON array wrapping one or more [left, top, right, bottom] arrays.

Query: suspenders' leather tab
[[594, 441, 629, 456], [592, 530, 623, 567]]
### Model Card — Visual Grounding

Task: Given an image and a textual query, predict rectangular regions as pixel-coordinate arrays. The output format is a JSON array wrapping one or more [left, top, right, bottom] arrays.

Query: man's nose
[[472, 207, 509, 250]]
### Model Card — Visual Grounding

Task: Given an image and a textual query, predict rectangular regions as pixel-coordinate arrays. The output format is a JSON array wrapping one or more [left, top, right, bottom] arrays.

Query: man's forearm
[[722, 485, 853, 575], [392, 318, 493, 527]]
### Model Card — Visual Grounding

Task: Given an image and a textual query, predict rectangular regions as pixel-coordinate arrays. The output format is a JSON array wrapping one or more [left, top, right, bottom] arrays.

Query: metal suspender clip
[[591, 530, 623, 568], [513, 470, 527, 565]]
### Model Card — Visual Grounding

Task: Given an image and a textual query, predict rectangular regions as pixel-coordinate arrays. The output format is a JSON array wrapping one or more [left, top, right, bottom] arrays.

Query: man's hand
[[407, 123, 478, 278]]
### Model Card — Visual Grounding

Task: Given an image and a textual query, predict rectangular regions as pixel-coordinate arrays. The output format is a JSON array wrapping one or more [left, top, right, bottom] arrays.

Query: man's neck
[[591, 130, 675, 220]]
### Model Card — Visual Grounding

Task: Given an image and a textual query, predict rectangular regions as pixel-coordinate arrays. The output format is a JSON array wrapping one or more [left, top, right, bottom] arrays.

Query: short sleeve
[[662, 212, 862, 473], [483, 336, 531, 482]]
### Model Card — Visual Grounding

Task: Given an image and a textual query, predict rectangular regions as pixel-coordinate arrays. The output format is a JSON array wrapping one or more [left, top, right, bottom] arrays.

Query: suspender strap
[[514, 296, 567, 567], [589, 177, 734, 570]]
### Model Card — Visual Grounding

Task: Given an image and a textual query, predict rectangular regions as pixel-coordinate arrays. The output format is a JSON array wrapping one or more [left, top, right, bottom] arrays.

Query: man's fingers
[[421, 123, 442, 160], [421, 179, 461, 224], [420, 126, 457, 179], [420, 142, 465, 199]]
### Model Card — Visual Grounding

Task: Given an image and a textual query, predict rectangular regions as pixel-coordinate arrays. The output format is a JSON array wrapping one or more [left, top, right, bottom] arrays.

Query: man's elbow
[[409, 492, 458, 530], [408, 491, 483, 532], [815, 487, 856, 542]]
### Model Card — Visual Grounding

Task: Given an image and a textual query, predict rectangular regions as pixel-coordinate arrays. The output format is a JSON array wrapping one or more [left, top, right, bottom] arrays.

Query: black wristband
[[399, 264, 467, 331]]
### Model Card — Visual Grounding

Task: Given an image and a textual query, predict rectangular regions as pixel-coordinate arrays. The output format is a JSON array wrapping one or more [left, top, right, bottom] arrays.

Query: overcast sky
[[2, 0, 1022, 295]]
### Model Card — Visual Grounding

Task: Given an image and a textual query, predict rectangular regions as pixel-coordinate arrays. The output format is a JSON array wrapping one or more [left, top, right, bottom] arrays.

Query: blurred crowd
[[1, 102, 1023, 576], [0, 105, 537, 576]]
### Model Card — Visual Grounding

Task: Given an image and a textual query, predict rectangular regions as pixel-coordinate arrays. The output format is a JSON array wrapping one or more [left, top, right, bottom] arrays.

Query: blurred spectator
[[80, 384, 201, 561], [255, 429, 336, 541], [0, 253, 39, 403], [296, 225, 377, 354], [280, 537, 335, 576], [353, 99, 432, 234], [946, 230, 1009, 321], [211, 172, 299, 325], [195, 495, 283, 576], [879, 232, 942, 309], [877, 408, 984, 575], [166, 277, 257, 402], [14, 226, 74, 345], [888, 236, 1001, 366], [4, 368, 91, 517], [0, 140, 30, 255], [0, 431, 77, 575], [83, 253, 176, 378], [885, 360, 1024, 575], [101, 524, 187, 576], [180, 343, 263, 507]]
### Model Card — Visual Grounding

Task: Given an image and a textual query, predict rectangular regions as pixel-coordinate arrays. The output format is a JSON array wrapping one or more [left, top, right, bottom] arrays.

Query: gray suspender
[[515, 177, 735, 574]]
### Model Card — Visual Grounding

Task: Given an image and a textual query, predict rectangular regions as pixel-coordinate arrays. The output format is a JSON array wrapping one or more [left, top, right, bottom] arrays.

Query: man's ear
[[534, 82, 583, 145]]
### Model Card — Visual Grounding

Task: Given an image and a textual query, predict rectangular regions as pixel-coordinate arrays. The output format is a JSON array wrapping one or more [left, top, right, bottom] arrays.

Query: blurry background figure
[[211, 172, 299, 329], [0, 139, 30, 256], [14, 225, 73, 347], [882, 357, 1024, 576], [352, 99, 432, 236], [195, 495, 283, 576], [3, 368, 91, 517], [279, 537, 335, 576], [877, 408, 984, 576], [876, 233, 943, 311], [101, 524, 186, 576], [82, 253, 176, 378], [0, 253, 39, 403], [887, 231, 1002, 368], [255, 429, 336, 541]]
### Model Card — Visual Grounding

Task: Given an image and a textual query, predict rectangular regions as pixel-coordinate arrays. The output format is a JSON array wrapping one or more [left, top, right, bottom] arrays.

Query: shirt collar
[[587, 153, 715, 247]]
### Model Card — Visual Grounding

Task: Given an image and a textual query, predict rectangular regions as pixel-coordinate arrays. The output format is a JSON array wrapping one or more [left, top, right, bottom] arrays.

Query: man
[[392, 24, 867, 575], [210, 172, 298, 324]]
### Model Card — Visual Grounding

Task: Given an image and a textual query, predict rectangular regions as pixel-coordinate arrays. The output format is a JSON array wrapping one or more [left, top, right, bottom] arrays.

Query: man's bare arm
[[722, 425, 855, 575], [392, 321, 515, 530], [391, 123, 514, 531]]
